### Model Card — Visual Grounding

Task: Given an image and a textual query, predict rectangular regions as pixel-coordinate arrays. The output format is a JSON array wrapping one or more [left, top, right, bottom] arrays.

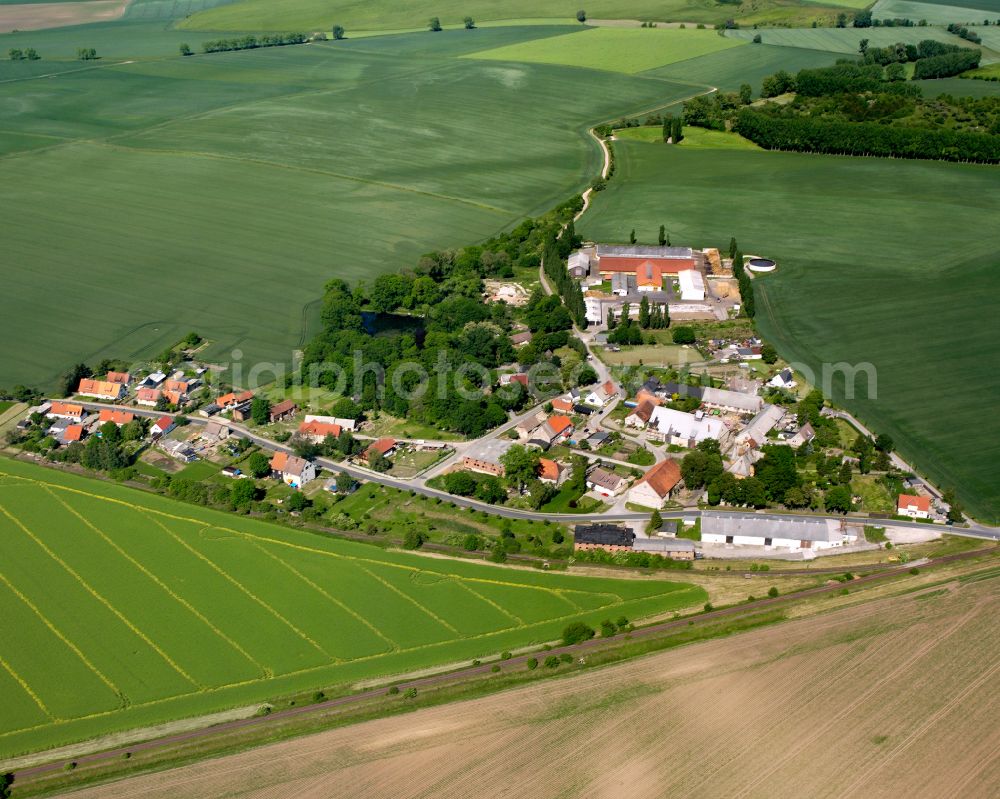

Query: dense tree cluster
[[912, 48, 982, 79], [543, 218, 587, 327], [8, 48, 40, 61], [735, 107, 1000, 163], [730, 241, 755, 318], [202, 33, 307, 53]]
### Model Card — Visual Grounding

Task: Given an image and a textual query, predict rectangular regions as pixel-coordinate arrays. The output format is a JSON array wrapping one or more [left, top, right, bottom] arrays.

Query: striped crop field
[[0, 458, 705, 757], [465, 27, 746, 74]]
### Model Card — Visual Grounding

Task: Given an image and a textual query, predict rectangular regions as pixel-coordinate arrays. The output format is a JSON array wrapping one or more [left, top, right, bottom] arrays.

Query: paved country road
[[10, 544, 995, 782], [66, 401, 1000, 539]]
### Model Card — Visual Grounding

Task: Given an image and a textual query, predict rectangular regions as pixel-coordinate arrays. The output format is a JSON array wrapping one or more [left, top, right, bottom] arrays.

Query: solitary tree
[[464, 16, 475, 29], [658, 224, 666, 246], [858, 38, 870, 55], [739, 83, 752, 105], [647, 508, 663, 533], [8, 49, 23, 61], [576, 9, 587, 22], [250, 396, 270, 426], [761, 343, 778, 364], [179, 43, 193, 56], [246, 451, 271, 478], [629, 228, 637, 244], [332, 24, 345, 39], [671, 115, 684, 143], [428, 16, 442, 31]]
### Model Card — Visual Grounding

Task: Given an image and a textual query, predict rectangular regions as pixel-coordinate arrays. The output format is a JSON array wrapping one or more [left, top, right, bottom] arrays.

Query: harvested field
[[66, 573, 1000, 798], [0, 0, 124, 33]]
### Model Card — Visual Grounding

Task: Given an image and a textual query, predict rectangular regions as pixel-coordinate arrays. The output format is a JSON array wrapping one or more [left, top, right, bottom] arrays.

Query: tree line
[[202, 33, 308, 54], [729, 237, 755, 318], [8, 48, 40, 61], [734, 107, 1000, 163]]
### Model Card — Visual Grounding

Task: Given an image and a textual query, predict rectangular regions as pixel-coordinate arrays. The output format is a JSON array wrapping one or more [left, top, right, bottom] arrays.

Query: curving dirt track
[[64, 575, 1000, 799]]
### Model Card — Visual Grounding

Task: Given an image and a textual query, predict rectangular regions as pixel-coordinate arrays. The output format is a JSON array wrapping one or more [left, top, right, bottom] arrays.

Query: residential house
[[625, 398, 656, 429], [105, 371, 131, 386], [550, 397, 574, 414], [98, 409, 134, 427], [162, 389, 185, 408], [627, 458, 682, 509], [269, 399, 298, 424], [136, 388, 161, 407], [538, 458, 563, 485], [701, 511, 859, 552], [151, 415, 175, 437], [539, 415, 574, 445], [77, 378, 125, 401], [573, 523, 635, 553], [586, 430, 610, 448], [584, 380, 617, 408], [298, 419, 341, 443], [649, 407, 724, 448], [897, 494, 931, 520], [510, 331, 533, 347], [217, 390, 254, 411], [786, 423, 815, 449], [164, 378, 191, 397], [57, 424, 84, 446], [461, 439, 513, 477], [46, 402, 84, 420], [515, 418, 539, 440], [365, 437, 397, 462], [304, 414, 357, 433], [585, 467, 627, 497], [269, 451, 317, 488], [499, 373, 529, 388], [767, 368, 797, 390]]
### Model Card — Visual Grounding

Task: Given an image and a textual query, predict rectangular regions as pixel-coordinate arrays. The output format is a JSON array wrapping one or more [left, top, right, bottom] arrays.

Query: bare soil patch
[[66, 575, 1000, 799], [0, 0, 126, 33]]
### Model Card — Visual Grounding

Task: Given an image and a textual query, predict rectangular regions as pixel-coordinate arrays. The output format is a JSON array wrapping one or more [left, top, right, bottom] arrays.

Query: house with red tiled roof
[[105, 371, 131, 386], [538, 415, 573, 445], [164, 379, 190, 395], [538, 458, 563, 485], [584, 380, 618, 407], [46, 401, 84, 420], [550, 397, 574, 414], [365, 437, 397, 461], [77, 378, 125, 401], [627, 459, 682, 510], [60, 424, 84, 445], [298, 419, 341, 443], [136, 387, 161, 407], [151, 416, 175, 437], [625, 398, 656, 429], [897, 493, 931, 520], [269, 399, 298, 424], [217, 390, 254, 410], [98, 409, 134, 426]]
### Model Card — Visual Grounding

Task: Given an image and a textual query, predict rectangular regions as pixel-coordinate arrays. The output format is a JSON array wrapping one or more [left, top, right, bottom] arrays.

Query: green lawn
[[174, 459, 222, 481], [579, 140, 1000, 522], [540, 485, 607, 514], [465, 27, 745, 74], [0, 27, 701, 391], [0, 401, 14, 415], [0, 457, 703, 757], [616, 125, 760, 150]]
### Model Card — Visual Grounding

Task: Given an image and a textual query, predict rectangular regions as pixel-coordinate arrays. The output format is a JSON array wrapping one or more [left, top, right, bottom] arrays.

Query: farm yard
[[63, 569, 1000, 799], [0, 458, 704, 757], [0, 25, 700, 391], [579, 140, 1000, 521]]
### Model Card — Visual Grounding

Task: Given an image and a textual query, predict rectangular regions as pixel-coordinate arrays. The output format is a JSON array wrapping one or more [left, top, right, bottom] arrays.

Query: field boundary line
[[248, 541, 396, 655], [47, 489, 270, 680], [0, 570, 123, 703], [0, 502, 203, 690], [357, 564, 460, 634], [141, 512, 332, 660], [455, 582, 524, 626], [0, 654, 55, 722]]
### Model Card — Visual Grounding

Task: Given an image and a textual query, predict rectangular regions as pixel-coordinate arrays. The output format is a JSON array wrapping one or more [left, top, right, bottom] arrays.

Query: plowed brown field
[[66, 577, 1000, 799]]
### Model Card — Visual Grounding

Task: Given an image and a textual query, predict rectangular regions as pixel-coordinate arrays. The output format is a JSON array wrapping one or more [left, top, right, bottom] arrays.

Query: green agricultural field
[[725, 25, 980, 54], [181, 0, 849, 34], [0, 27, 701, 390], [871, 0, 1000, 27], [466, 27, 745, 74], [579, 141, 1000, 521], [0, 457, 704, 757], [641, 43, 843, 93], [616, 125, 760, 149]]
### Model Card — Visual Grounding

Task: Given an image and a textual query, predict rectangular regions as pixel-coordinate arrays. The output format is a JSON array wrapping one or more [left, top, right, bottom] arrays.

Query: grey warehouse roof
[[701, 512, 835, 542]]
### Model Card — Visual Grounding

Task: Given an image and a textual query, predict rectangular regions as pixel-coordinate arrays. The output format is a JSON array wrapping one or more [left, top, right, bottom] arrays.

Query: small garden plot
[[390, 447, 451, 478]]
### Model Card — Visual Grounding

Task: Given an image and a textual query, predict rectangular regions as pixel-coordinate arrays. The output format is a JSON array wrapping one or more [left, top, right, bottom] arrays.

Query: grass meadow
[[0, 457, 704, 757], [580, 141, 1000, 521], [871, 0, 1000, 26], [0, 26, 699, 390], [180, 0, 848, 34], [465, 27, 746, 74]]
